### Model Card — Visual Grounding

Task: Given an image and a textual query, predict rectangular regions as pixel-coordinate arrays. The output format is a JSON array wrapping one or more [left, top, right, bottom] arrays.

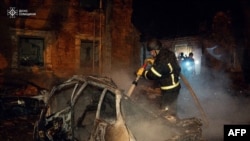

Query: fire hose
[[127, 58, 209, 126], [180, 73, 209, 127]]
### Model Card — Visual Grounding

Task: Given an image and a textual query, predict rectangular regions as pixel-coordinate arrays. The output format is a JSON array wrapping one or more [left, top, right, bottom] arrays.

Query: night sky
[[132, 0, 243, 40]]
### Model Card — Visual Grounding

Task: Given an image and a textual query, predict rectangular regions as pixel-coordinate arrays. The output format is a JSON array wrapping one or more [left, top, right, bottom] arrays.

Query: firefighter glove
[[136, 67, 145, 76], [144, 58, 155, 65]]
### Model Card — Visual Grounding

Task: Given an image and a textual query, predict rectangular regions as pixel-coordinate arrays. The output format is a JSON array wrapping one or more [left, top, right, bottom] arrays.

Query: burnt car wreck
[[33, 75, 203, 141]]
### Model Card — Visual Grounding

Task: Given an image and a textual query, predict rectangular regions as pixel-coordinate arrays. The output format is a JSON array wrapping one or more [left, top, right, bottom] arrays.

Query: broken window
[[100, 91, 116, 122], [80, 40, 99, 73], [48, 82, 79, 114], [18, 37, 44, 67]]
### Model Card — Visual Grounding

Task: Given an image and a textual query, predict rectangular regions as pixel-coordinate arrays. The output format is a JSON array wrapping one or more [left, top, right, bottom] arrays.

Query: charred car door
[[89, 89, 136, 141], [34, 80, 82, 141]]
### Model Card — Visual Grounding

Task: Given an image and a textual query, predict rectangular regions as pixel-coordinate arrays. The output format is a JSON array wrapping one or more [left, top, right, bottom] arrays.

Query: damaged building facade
[[0, 0, 140, 88], [1, 0, 250, 90]]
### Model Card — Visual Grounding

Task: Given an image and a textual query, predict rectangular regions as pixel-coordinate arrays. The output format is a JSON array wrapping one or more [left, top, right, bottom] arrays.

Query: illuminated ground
[[129, 71, 250, 141]]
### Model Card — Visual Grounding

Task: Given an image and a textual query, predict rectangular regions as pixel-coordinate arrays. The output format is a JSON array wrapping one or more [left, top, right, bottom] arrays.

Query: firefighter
[[137, 38, 181, 119]]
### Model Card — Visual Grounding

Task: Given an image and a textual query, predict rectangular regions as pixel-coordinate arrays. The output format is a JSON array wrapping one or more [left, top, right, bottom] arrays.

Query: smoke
[[178, 66, 250, 141], [127, 118, 179, 141], [111, 65, 250, 141], [111, 68, 135, 94]]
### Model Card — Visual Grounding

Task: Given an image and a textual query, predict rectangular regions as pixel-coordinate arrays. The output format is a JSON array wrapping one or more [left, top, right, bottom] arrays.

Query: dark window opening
[[100, 91, 116, 122], [79, 0, 100, 11], [73, 84, 103, 140], [18, 37, 44, 67], [80, 40, 99, 73]]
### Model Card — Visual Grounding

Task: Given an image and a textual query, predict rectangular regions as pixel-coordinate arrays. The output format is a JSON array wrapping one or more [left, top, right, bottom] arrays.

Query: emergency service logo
[[7, 7, 18, 18], [7, 7, 36, 18]]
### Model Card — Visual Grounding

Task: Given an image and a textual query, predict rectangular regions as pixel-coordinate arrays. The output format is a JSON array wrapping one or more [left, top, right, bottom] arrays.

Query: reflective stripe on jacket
[[142, 49, 181, 90]]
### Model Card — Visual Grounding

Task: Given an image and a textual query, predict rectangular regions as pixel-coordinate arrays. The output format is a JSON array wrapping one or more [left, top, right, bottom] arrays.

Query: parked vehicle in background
[[0, 78, 47, 141], [33, 75, 203, 141], [0, 96, 45, 141]]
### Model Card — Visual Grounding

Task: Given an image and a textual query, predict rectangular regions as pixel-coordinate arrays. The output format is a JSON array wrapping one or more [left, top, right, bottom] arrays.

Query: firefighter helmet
[[147, 38, 162, 51]]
